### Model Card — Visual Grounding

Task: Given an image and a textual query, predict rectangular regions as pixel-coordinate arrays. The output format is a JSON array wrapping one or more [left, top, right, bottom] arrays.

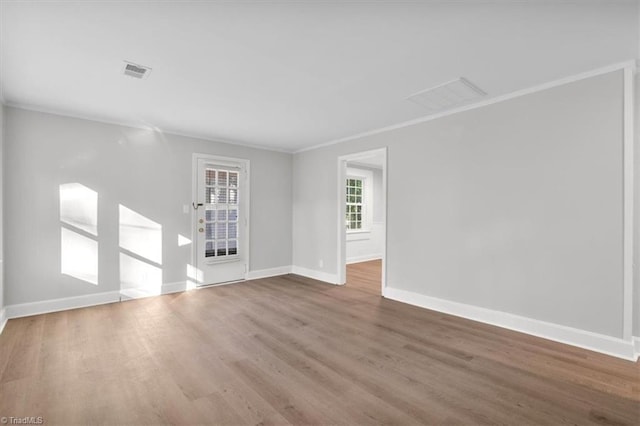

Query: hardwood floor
[[346, 260, 381, 295], [0, 262, 638, 425]]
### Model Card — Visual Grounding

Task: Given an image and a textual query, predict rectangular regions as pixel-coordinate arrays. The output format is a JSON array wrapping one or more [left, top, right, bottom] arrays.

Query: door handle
[[193, 202, 203, 210]]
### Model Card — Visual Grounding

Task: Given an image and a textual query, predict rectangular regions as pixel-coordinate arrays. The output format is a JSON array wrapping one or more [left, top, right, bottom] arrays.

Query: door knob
[[198, 228, 204, 233]]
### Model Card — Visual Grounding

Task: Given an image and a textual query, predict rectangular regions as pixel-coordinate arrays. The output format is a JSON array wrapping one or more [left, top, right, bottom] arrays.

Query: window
[[204, 167, 239, 258], [346, 177, 364, 231]]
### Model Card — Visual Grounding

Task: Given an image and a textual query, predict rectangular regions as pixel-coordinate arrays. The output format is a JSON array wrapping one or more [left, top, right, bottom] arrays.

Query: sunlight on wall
[[60, 183, 99, 285], [187, 264, 203, 283], [120, 253, 162, 296], [60, 183, 98, 235], [119, 205, 162, 265], [178, 234, 192, 247], [118, 204, 164, 298], [61, 228, 98, 285]]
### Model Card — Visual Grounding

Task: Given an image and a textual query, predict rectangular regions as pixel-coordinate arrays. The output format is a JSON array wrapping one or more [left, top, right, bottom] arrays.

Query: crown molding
[[295, 60, 637, 154], [3, 100, 293, 154]]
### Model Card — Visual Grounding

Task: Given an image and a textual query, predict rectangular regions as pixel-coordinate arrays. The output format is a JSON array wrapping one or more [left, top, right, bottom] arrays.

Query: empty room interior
[[0, 1, 639, 425]]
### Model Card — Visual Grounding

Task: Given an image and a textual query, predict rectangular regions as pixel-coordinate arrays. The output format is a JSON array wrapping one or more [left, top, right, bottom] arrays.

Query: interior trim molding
[[3, 101, 291, 154], [5, 291, 122, 320], [295, 60, 636, 154], [291, 265, 340, 285], [119, 281, 191, 300], [0, 270, 296, 327], [162, 281, 190, 294], [3, 280, 193, 321], [346, 254, 383, 265], [633, 337, 640, 358], [0, 308, 7, 335], [247, 265, 292, 280], [622, 65, 635, 340], [384, 286, 638, 362]]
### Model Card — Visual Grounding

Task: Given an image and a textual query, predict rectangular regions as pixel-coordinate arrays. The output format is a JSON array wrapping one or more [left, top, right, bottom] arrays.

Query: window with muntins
[[204, 168, 239, 258], [346, 178, 363, 231]]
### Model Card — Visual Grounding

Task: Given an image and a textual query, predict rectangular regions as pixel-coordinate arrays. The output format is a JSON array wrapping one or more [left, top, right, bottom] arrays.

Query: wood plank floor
[[346, 260, 381, 295], [0, 261, 638, 425]]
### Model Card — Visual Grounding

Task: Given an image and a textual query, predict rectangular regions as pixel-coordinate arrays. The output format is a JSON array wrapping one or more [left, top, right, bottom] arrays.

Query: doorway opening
[[337, 148, 387, 295]]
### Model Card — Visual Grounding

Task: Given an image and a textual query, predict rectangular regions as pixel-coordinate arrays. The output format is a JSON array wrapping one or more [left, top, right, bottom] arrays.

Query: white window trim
[[346, 167, 373, 235]]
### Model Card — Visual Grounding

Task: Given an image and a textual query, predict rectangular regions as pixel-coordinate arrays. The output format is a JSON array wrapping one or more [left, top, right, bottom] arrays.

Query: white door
[[194, 157, 248, 285]]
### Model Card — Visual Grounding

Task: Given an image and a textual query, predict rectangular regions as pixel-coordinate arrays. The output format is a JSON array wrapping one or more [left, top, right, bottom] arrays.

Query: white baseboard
[[634, 336, 640, 358], [291, 265, 340, 285], [384, 287, 638, 361], [120, 281, 189, 300], [3, 281, 191, 322], [247, 265, 292, 280], [0, 269, 298, 327], [161, 281, 190, 294], [0, 308, 7, 335], [5, 291, 121, 320], [346, 254, 382, 265]]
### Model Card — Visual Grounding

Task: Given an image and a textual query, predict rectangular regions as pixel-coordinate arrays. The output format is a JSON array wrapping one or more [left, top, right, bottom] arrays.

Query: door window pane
[[217, 240, 227, 256], [228, 239, 237, 255], [205, 241, 215, 258], [206, 169, 216, 186], [203, 166, 240, 259], [217, 171, 228, 187], [206, 223, 215, 239]]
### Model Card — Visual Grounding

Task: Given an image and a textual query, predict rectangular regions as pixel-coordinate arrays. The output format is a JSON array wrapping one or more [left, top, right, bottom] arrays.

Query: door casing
[[336, 147, 387, 294], [191, 153, 250, 286]]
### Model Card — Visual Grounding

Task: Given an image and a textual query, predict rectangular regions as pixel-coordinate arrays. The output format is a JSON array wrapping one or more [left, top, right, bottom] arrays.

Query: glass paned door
[[195, 158, 247, 285]]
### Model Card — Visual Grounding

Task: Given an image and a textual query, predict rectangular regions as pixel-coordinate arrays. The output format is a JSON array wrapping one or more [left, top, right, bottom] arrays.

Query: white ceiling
[[1, 1, 638, 152]]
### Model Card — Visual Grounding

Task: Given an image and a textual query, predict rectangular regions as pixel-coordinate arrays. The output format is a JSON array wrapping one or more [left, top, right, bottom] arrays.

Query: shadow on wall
[[59, 182, 194, 297]]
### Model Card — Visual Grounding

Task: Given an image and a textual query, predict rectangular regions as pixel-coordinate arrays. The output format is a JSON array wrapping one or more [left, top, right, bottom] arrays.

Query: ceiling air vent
[[122, 61, 151, 79], [407, 77, 486, 112]]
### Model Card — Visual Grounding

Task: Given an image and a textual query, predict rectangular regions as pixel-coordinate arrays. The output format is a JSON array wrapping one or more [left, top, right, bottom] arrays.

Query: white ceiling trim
[[295, 60, 637, 155], [1, 100, 292, 154], [2, 60, 636, 156]]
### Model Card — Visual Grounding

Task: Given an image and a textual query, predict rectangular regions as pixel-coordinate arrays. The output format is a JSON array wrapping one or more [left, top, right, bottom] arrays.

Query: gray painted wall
[[372, 167, 383, 223], [293, 71, 624, 338], [4, 107, 292, 305], [0, 104, 4, 311]]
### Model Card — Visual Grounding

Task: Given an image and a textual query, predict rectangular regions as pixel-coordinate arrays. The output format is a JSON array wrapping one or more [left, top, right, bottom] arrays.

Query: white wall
[[0, 104, 4, 314], [4, 107, 292, 306], [346, 166, 383, 263], [293, 70, 624, 338]]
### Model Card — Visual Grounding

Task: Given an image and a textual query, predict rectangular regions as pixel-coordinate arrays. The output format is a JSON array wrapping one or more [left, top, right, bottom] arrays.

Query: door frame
[[191, 153, 250, 284], [336, 147, 387, 295]]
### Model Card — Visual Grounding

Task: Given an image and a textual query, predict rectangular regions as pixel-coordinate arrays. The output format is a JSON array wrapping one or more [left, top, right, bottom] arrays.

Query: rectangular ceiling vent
[[122, 61, 151, 79], [407, 77, 486, 113]]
